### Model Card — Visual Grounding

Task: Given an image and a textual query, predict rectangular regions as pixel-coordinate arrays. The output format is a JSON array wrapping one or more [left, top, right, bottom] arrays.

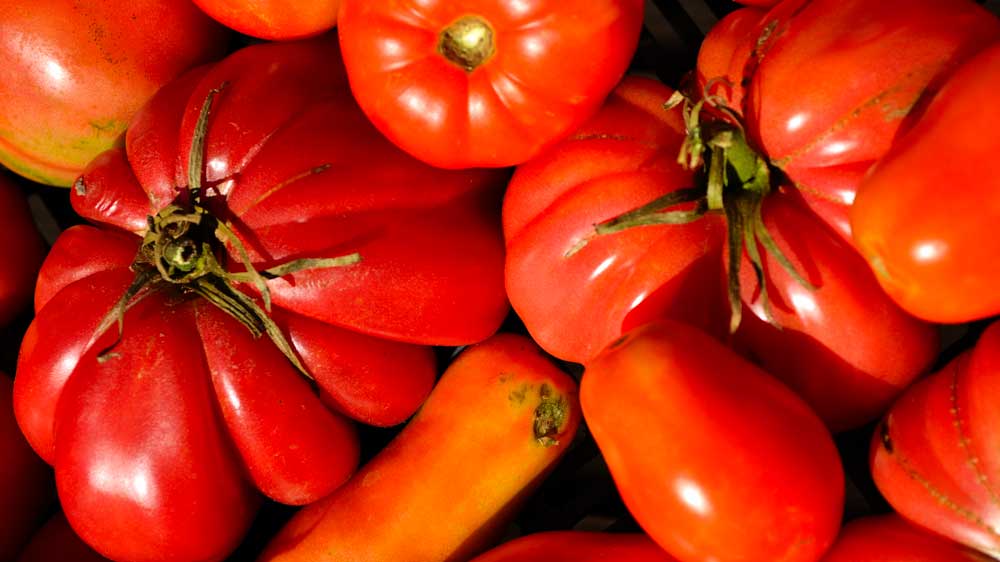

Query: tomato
[[468, 532, 680, 562], [16, 512, 110, 562], [0, 373, 52, 561], [0, 173, 46, 326], [504, 76, 728, 364], [15, 36, 508, 562], [0, 0, 229, 187], [851, 43, 1000, 323], [820, 514, 992, 561], [582, 320, 844, 562], [697, 0, 1000, 242], [260, 333, 579, 562], [871, 320, 1000, 558], [337, 0, 644, 168], [192, 0, 339, 40], [505, 76, 937, 431], [732, 187, 938, 431]]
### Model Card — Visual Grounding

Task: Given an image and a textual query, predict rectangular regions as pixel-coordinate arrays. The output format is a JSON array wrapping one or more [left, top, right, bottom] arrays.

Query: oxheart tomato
[[468, 532, 680, 562], [851, 43, 1000, 323], [0, 0, 229, 186], [192, 0, 339, 40], [0, 373, 52, 561], [696, 0, 999, 241], [337, 0, 644, 168], [505, 76, 937, 431], [15, 36, 508, 562], [0, 172, 46, 326], [871, 320, 1000, 558], [820, 514, 992, 562], [582, 320, 844, 562]]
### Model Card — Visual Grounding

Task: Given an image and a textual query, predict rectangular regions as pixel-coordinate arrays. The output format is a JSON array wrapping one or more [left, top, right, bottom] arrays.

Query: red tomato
[[0, 374, 52, 561], [16, 512, 109, 562], [469, 532, 679, 562], [820, 514, 992, 562], [192, 0, 339, 40], [505, 76, 937, 431], [871, 320, 1000, 558], [697, 0, 1000, 242], [0, 0, 229, 187], [15, 37, 508, 562], [337, 0, 644, 168], [0, 173, 46, 326], [504, 76, 728, 364], [733, 187, 938, 431], [851, 43, 1000, 323], [582, 320, 844, 562]]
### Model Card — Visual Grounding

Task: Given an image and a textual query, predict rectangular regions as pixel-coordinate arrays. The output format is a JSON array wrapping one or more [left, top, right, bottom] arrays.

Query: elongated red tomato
[[852, 43, 1000, 323], [583, 320, 844, 562], [871, 320, 1000, 558], [15, 36, 508, 562], [0, 0, 229, 186], [697, 0, 999, 241], [338, 0, 644, 168], [820, 514, 992, 562], [0, 173, 46, 326], [469, 532, 679, 562]]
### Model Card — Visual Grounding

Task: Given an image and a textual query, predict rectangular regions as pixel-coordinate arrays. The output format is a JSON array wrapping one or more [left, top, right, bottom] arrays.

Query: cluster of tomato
[[0, 0, 998, 561]]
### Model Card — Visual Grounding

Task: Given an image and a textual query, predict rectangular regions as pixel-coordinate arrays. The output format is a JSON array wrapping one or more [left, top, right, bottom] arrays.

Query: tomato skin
[[694, 7, 765, 110], [16, 512, 110, 562], [468, 532, 679, 562], [0, 0, 229, 187], [338, 0, 644, 169], [851, 44, 1000, 323], [820, 514, 992, 562], [871, 320, 1000, 558], [260, 333, 580, 562], [504, 76, 728, 364], [0, 374, 53, 561], [192, 0, 339, 40], [582, 320, 844, 562], [698, 0, 1000, 242], [734, 188, 938, 431], [0, 174, 46, 326], [17, 37, 507, 562]]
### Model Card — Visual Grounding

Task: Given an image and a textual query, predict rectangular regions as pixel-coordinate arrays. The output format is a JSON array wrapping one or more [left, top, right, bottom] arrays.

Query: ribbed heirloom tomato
[[337, 0, 644, 168], [696, 0, 1000, 241], [504, 76, 938, 431], [14, 36, 509, 562], [871, 320, 1000, 558]]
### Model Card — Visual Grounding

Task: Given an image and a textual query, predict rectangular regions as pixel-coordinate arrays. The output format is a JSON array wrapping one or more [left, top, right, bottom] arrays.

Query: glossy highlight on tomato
[[15, 36, 508, 562], [338, 0, 645, 168]]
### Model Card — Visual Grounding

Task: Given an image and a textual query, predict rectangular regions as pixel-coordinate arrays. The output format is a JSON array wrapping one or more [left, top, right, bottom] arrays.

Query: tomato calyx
[[569, 86, 814, 332], [92, 85, 361, 380], [438, 15, 495, 72]]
